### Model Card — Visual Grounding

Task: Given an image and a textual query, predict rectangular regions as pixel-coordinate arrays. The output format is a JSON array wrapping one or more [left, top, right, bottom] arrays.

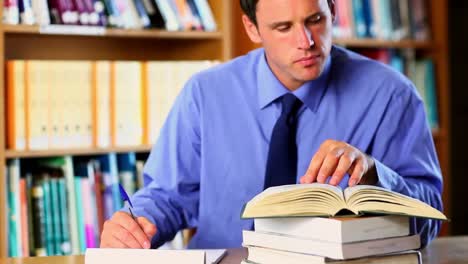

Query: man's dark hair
[[240, 0, 333, 26]]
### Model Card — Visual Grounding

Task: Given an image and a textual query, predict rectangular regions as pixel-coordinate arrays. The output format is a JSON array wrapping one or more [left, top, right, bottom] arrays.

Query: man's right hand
[[100, 211, 157, 249]]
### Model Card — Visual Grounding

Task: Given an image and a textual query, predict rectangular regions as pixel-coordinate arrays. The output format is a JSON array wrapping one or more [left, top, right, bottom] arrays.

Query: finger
[[317, 147, 345, 184], [106, 220, 143, 248], [137, 217, 158, 239], [113, 212, 151, 249], [301, 150, 326, 184], [329, 150, 356, 186], [349, 159, 365, 187], [100, 226, 117, 248], [100, 233, 128, 248], [301, 140, 334, 183]]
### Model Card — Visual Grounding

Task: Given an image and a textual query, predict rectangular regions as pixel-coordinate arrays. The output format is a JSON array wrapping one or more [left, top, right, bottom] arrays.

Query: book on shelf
[[243, 247, 421, 264], [4, 0, 217, 31], [333, 0, 429, 40], [254, 215, 410, 243], [242, 230, 420, 260], [5, 153, 150, 257], [241, 183, 447, 220], [5, 59, 217, 151]]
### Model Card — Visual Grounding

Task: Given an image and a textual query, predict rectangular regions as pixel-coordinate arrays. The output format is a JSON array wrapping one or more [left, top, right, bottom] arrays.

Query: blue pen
[[118, 184, 142, 228]]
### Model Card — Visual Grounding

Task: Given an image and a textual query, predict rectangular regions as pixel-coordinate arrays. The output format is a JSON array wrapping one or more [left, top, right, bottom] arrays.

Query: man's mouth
[[295, 55, 320, 67]]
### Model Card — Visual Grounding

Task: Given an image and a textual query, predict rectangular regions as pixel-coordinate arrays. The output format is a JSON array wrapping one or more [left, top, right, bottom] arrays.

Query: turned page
[[242, 183, 347, 218]]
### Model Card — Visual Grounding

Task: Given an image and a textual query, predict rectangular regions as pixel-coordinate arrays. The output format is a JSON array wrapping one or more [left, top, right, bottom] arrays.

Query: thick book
[[254, 215, 409, 243], [242, 230, 420, 260], [244, 247, 421, 264], [241, 183, 447, 220]]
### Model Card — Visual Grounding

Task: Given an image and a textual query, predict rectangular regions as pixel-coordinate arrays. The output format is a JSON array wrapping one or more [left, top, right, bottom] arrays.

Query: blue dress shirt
[[130, 46, 443, 249]]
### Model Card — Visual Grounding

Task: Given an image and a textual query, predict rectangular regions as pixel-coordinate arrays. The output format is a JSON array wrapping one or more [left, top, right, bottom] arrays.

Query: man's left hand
[[300, 139, 378, 187]]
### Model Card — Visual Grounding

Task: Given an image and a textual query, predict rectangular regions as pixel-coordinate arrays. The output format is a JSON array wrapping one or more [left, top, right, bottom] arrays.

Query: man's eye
[[308, 15, 323, 24], [277, 25, 291, 32]]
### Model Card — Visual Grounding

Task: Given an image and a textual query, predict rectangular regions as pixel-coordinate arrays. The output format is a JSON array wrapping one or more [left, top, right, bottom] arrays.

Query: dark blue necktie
[[264, 93, 303, 189]]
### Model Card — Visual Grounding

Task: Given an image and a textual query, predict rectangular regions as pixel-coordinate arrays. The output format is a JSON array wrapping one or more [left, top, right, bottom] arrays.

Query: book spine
[[4, 0, 20, 24], [154, 0, 180, 31], [80, 179, 96, 248], [192, 0, 216, 31], [7, 162, 18, 257], [62, 156, 80, 255], [90, 0, 107, 26], [41, 176, 53, 256], [141, 0, 164, 28], [72, 0, 89, 25], [50, 178, 62, 255], [58, 178, 72, 255], [132, 0, 150, 27], [19, 178, 30, 256], [25, 173, 36, 256], [19, 0, 35, 24], [91, 160, 105, 235], [31, 0, 51, 25], [31, 183, 47, 256], [74, 177, 86, 253]]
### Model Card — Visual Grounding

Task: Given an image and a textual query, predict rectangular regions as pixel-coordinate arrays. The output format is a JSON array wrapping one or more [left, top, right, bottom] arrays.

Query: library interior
[[1, 0, 468, 263]]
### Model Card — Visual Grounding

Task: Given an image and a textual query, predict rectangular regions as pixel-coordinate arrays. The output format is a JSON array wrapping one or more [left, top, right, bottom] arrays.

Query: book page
[[206, 249, 227, 264], [343, 184, 390, 200], [343, 185, 447, 220], [249, 183, 343, 204], [242, 183, 346, 218], [85, 248, 205, 264]]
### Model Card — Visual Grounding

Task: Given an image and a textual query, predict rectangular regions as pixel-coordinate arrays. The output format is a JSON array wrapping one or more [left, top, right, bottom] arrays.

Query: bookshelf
[[232, 1, 451, 235], [0, 0, 233, 258]]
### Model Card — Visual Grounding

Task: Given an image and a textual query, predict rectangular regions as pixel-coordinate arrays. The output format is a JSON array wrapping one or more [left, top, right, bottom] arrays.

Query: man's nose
[[298, 26, 315, 49]]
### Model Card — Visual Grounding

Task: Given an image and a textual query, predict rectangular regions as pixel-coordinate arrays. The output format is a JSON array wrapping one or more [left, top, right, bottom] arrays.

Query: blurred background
[[0, 0, 466, 258]]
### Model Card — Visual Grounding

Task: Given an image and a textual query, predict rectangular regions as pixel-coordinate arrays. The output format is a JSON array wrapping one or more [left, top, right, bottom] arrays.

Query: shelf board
[[333, 38, 433, 49], [4, 130, 444, 158], [5, 145, 152, 158], [1, 24, 223, 39]]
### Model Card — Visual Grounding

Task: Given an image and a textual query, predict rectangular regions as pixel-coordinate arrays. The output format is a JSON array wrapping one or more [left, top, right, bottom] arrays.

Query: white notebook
[[85, 248, 227, 264]]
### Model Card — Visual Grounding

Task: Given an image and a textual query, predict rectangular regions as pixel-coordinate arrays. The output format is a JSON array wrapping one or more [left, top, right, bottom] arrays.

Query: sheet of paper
[[206, 249, 227, 264], [85, 248, 205, 264], [85, 248, 227, 264]]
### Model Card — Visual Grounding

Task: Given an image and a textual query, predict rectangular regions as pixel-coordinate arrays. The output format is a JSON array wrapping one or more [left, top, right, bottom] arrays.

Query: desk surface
[[2, 236, 467, 264]]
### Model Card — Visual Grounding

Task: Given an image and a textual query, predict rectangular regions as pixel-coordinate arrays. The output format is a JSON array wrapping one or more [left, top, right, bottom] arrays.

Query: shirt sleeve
[[370, 81, 443, 248], [126, 77, 202, 248]]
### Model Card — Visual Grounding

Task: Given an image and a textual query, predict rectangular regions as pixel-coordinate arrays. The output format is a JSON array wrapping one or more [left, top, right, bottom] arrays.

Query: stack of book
[[240, 183, 447, 264]]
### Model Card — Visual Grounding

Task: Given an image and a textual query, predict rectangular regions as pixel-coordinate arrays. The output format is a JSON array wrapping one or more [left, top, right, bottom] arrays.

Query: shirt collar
[[257, 48, 332, 112]]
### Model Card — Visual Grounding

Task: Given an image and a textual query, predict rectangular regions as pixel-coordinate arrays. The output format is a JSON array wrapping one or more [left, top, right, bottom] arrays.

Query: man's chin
[[300, 70, 322, 82], [296, 63, 323, 80]]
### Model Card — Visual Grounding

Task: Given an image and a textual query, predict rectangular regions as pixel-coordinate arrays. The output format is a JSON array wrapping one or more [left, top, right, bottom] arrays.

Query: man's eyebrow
[[267, 12, 324, 28], [268, 20, 291, 29]]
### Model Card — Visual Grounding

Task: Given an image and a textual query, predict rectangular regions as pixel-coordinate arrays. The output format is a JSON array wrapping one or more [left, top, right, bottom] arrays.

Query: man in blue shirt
[[100, 0, 443, 249]]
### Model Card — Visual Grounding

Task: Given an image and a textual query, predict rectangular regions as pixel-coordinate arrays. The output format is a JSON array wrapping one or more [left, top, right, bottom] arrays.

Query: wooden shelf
[[432, 128, 447, 140], [1, 24, 223, 39], [333, 38, 433, 49], [5, 145, 152, 158]]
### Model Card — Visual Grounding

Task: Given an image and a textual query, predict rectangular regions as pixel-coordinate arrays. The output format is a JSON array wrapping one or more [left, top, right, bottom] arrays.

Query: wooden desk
[[2, 236, 467, 264]]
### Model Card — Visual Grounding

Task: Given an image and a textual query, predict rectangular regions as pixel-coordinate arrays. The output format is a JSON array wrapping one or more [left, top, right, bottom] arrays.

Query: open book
[[241, 183, 446, 220]]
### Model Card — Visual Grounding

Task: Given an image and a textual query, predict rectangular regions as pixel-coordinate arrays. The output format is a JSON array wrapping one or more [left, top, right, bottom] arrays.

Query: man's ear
[[242, 14, 262, 44]]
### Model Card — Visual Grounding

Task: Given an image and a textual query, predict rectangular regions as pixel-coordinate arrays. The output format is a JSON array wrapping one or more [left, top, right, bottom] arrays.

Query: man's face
[[243, 0, 335, 90]]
